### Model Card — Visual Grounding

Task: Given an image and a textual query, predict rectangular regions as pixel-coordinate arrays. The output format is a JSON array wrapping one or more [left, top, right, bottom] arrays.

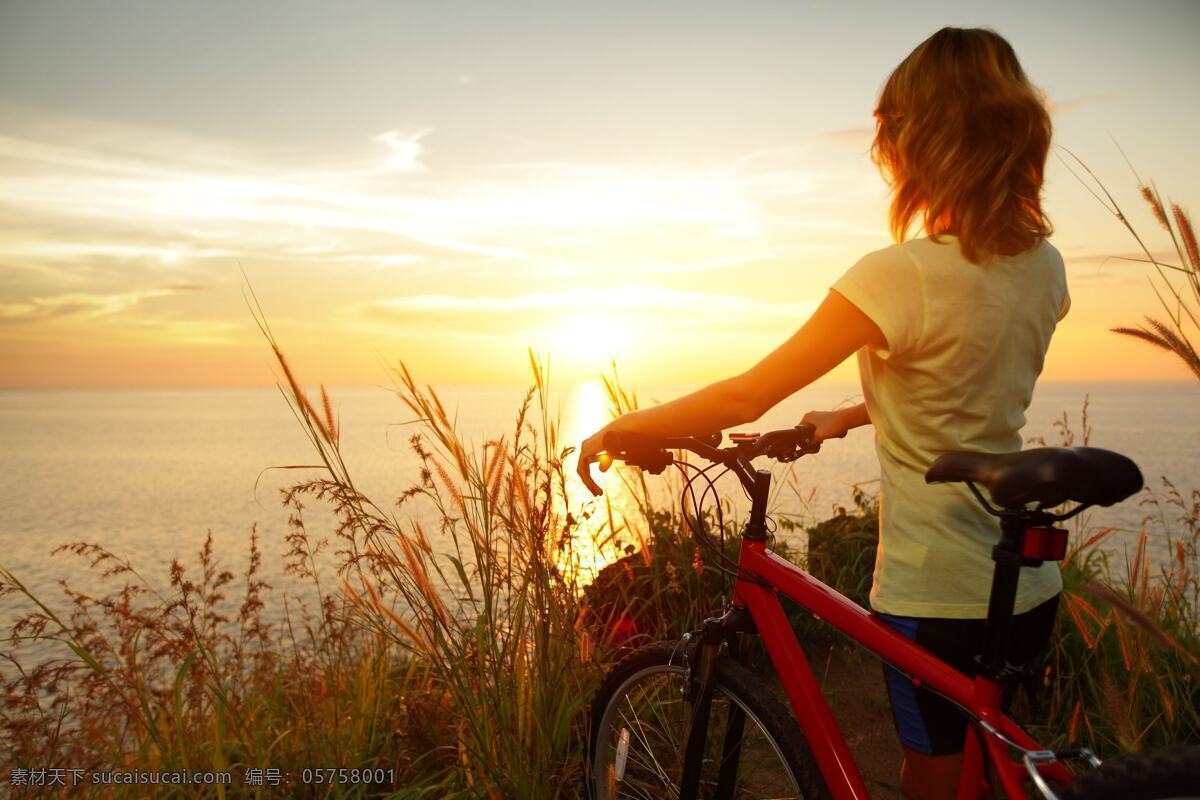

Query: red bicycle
[[586, 425, 1200, 799]]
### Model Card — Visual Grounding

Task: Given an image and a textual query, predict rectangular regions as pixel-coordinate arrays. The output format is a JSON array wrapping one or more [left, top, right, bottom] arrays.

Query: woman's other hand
[[801, 409, 852, 443], [576, 427, 613, 497]]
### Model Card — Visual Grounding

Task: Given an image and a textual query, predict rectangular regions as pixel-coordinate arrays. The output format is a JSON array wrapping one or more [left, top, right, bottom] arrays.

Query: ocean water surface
[[1, 381, 1196, 632]]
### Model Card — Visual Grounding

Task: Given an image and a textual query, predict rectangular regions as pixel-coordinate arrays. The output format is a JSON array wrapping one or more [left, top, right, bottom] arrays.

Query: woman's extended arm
[[576, 289, 885, 495], [801, 402, 871, 443]]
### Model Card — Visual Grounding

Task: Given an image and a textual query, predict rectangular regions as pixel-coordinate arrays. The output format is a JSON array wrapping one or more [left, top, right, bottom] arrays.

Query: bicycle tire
[[588, 640, 831, 800], [1059, 745, 1200, 800]]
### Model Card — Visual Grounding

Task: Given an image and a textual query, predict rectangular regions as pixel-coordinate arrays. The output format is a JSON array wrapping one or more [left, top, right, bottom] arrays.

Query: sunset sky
[[1, 0, 1198, 388]]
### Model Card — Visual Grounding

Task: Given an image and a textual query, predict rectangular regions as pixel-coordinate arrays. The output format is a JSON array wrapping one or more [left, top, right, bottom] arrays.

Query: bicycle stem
[[745, 467, 772, 541]]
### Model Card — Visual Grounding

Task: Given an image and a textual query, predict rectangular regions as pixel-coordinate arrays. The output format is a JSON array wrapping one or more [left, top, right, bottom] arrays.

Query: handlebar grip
[[601, 430, 674, 474]]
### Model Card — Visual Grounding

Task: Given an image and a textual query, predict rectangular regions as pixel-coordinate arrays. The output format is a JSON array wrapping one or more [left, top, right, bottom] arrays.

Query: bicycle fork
[[679, 466, 771, 800], [679, 606, 760, 800], [679, 631, 718, 800]]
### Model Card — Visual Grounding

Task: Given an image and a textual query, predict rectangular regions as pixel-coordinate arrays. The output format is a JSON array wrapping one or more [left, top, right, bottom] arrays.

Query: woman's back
[[832, 234, 1068, 618]]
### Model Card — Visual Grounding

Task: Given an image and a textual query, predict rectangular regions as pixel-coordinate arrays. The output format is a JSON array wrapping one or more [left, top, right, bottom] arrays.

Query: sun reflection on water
[[558, 380, 636, 584]]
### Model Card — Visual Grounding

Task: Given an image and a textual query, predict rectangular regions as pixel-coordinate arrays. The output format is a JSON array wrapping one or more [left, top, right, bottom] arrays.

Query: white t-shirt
[[831, 234, 1069, 618]]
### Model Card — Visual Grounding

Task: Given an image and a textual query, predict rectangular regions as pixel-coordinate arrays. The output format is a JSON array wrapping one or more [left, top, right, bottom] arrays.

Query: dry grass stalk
[[1057, 148, 1200, 380]]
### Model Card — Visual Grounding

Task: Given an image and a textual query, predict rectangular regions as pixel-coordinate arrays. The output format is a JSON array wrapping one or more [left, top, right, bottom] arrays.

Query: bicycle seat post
[[979, 509, 1050, 681]]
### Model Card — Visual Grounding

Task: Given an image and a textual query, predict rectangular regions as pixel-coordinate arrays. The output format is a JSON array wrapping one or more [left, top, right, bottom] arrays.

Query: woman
[[577, 27, 1068, 800]]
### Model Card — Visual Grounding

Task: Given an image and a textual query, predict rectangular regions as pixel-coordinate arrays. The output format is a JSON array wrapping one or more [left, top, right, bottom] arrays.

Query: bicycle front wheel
[[588, 641, 830, 800]]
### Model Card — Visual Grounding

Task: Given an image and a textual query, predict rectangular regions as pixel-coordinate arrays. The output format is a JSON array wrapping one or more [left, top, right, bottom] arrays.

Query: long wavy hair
[[871, 27, 1053, 264]]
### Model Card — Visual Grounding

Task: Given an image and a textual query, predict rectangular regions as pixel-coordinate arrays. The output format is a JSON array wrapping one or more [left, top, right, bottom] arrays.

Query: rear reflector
[[1021, 527, 1069, 561]]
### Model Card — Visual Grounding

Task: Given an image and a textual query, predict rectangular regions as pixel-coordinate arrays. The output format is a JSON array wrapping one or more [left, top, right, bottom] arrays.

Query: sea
[[1, 381, 1196, 639]]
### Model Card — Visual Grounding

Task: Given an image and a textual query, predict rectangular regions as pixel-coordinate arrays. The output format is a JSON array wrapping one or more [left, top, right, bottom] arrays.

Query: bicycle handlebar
[[602, 424, 821, 486]]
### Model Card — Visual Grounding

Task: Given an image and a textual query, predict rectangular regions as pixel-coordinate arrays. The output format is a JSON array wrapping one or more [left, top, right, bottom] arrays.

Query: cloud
[[1060, 248, 1180, 286], [0, 115, 879, 284], [124, 317, 238, 346], [1064, 248, 1178, 268], [0, 125, 528, 268], [355, 288, 823, 346], [372, 128, 433, 172], [819, 127, 874, 145], [0, 240, 231, 264], [0, 287, 189, 323], [361, 286, 817, 322], [1047, 93, 1118, 115], [0, 112, 883, 327], [608, 253, 777, 274]]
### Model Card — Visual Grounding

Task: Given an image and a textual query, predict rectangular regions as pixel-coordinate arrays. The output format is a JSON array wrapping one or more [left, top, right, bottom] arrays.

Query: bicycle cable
[[686, 460, 736, 590], [673, 459, 773, 589], [675, 460, 737, 575]]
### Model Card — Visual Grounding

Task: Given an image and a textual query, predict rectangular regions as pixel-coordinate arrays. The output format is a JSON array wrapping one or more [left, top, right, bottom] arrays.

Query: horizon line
[[1, 378, 1196, 392]]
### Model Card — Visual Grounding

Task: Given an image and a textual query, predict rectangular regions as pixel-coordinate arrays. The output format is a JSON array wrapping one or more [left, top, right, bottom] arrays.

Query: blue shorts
[[877, 595, 1059, 756]]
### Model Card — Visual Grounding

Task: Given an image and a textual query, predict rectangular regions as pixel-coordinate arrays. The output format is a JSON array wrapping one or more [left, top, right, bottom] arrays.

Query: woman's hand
[[576, 425, 613, 497], [800, 408, 853, 443]]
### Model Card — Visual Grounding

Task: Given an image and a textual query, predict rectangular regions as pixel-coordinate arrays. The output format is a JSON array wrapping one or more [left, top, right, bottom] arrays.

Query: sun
[[543, 313, 633, 368]]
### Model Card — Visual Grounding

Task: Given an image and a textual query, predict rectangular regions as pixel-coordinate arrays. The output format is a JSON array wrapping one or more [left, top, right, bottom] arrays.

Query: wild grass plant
[[236, 309, 621, 796], [1059, 150, 1200, 379], [0, 530, 426, 797], [1042, 155, 1200, 752], [1025, 403, 1200, 755]]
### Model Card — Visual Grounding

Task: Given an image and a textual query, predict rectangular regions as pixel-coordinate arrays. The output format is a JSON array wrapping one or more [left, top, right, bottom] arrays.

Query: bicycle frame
[[699, 470, 1074, 800], [599, 428, 1091, 799]]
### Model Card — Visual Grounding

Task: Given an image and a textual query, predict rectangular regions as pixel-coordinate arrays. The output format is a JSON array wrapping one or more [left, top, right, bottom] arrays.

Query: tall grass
[[1041, 152, 1200, 753], [1021, 403, 1200, 754], [0, 310, 652, 795], [1058, 150, 1200, 379], [238, 306, 626, 795], [0, 529, 425, 796]]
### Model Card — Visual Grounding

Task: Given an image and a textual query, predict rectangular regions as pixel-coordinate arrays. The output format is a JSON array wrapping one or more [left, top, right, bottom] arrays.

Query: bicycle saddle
[[925, 446, 1143, 509]]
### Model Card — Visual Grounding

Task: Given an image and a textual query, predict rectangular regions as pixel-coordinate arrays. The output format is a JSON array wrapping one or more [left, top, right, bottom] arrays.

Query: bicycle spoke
[[641, 678, 684, 753], [619, 705, 677, 792], [618, 760, 676, 800], [615, 774, 661, 800], [615, 733, 671, 781], [630, 676, 684, 756], [594, 659, 804, 800]]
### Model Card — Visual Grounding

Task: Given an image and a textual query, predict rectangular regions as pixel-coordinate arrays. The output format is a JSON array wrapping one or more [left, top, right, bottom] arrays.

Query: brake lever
[[754, 425, 818, 462], [774, 446, 804, 462], [770, 441, 817, 462]]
